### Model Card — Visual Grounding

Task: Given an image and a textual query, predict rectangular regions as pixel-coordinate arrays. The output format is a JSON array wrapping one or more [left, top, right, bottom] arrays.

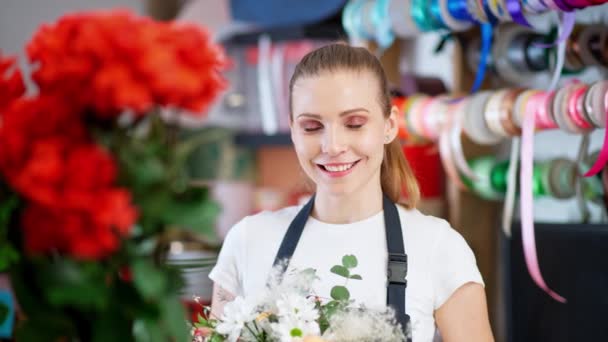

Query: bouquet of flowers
[[0, 9, 228, 341], [192, 255, 406, 342]]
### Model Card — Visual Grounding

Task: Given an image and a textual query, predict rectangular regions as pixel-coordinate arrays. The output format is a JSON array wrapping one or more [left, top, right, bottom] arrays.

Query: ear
[[384, 105, 400, 144]]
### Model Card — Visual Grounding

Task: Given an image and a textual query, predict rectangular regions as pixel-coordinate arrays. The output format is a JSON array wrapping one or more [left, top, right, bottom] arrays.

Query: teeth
[[325, 163, 354, 172]]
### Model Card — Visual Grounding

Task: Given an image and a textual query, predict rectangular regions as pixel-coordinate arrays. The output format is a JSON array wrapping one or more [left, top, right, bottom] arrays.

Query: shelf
[[221, 13, 345, 45], [234, 132, 292, 148]]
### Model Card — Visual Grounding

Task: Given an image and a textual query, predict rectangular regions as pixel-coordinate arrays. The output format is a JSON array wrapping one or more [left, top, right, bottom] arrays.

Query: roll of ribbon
[[552, 82, 592, 134], [466, 156, 504, 200], [583, 81, 608, 177], [499, 88, 525, 136], [372, 0, 395, 49], [342, 0, 369, 42], [450, 97, 481, 180], [439, 104, 468, 190], [522, 0, 550, 13], [513, 89, 542, 130], [577, 24, 608, 67], [421, 96, 451, 140], [440, 0, 473, 31], [389, 0, 421, 38], [484, 89, 513, 138], [463, 91, 504, 144], [493, 24, 545, 86], [546, 158, 577, 198]]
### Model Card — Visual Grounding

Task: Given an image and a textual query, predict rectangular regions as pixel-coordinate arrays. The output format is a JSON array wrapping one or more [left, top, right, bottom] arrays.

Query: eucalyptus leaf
[[342, 255, 358, 268], [330, 265, 350, 278], [349, 274, 362, 280], [330, 286, 350, 301]]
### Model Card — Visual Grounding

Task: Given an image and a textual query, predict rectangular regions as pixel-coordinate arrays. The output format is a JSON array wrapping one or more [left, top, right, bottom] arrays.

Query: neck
[[312, 186, 383, 224]]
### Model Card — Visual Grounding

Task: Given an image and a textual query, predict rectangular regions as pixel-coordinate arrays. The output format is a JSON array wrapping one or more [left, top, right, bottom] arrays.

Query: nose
[[321, 126, 347, 156]]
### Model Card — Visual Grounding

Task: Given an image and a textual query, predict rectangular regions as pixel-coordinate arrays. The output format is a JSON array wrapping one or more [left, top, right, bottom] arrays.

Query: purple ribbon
[[505, 0, 532, 27]]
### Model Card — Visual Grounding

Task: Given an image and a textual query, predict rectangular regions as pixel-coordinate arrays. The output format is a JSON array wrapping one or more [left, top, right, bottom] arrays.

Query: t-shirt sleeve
[[432, 221, 484, 310], [208, 217, 247, 296]]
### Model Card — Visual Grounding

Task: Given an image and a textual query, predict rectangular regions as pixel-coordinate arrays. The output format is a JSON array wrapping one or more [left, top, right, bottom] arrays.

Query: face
[[290, 69, 399, 198]]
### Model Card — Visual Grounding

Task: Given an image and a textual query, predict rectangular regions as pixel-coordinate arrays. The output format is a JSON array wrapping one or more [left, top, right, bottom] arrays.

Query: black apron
[[272, 194, 412, 341]]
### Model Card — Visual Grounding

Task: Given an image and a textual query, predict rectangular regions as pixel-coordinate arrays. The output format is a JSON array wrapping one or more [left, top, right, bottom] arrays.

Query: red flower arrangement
[[0, 9, 227, 341]]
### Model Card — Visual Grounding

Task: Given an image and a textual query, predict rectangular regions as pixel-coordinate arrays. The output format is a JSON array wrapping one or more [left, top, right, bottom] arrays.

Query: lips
[[316, 160, 361, 177]]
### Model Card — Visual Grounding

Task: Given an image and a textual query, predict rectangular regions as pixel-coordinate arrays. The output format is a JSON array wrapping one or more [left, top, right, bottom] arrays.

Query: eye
[[345, 116, 367, 129], [300, 120, 322, 132]]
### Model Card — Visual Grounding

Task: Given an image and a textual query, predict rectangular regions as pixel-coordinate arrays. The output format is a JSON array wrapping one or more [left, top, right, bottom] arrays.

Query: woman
[[209, 43, 494, 341]]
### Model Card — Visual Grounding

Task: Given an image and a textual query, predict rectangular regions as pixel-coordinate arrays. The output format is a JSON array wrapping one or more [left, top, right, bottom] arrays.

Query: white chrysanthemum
[[322, 306, 406, 342], [270, 316, 320, 342], [268, 292, 321, 341], [215, 296, 257, 342], [276, 293, 319, 322]]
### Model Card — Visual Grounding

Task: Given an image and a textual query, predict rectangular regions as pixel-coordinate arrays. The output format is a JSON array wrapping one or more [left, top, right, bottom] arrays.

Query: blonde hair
[[288, 43, 419, 208]]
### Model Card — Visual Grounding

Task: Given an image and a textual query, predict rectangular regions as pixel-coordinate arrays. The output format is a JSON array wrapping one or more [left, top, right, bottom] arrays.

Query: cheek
[[352, 132, 385, 157], [292, 135, 320, 162]]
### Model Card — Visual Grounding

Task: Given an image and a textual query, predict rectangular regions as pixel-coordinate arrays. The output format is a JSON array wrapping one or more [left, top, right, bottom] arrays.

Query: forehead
[[291, 69, 381, 115]]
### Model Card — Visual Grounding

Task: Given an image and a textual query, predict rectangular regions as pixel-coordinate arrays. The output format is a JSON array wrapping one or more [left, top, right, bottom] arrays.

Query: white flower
[[275, 293, 319, 322], [270, 316, 320, 342], [268, 293, 320, 341], [215, 296, 257, 342]]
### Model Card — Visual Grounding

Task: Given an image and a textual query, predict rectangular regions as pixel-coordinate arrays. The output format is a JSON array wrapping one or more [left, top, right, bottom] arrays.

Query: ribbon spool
[[572, 24, 608, 68], [552, 82, 595, 134], [372, 0, 396, 49], [342, 0, 370, 42], [545, 157, 577, 198], [493, 24, 549, 86], [465, 156, 504, 200], [463, 91, 504, 144], [389, 0, 421, 38], [440, 0, 473, 31]]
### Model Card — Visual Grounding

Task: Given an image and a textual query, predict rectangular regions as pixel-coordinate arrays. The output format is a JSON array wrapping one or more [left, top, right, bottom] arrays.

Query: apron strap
[[272, 194, 411, 340]]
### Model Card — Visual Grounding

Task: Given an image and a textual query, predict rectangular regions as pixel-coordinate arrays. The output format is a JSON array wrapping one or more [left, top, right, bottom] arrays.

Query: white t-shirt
[[209, 204, 484, 342]]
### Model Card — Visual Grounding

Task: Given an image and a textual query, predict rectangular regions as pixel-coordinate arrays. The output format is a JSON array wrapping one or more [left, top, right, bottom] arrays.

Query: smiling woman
[[209, 44, 494, 342]]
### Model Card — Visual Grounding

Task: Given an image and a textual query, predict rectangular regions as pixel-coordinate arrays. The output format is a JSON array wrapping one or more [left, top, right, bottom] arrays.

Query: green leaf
[[92, 307, 132, 342], [0, 302, 8, 324], [161, 296, 189, 342], [209, 333, 226, 342], [290, 328, 303, 337], [342, 255, 358, 268], [133, 318, 164, 342], [330, 286, 350, 301], [0, 243, 19, 271], [330, 265, 350, 278], [40, 260, 109, 310], [132, 259, 168, 300], [349, 274, 362, 280]]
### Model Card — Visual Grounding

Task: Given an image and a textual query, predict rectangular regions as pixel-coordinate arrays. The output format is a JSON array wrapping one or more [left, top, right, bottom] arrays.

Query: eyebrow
[[296, 108, 369, 119]]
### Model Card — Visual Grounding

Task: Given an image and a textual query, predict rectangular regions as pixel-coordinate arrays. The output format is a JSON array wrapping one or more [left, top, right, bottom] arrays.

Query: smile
[[317, 160, 361, 177]]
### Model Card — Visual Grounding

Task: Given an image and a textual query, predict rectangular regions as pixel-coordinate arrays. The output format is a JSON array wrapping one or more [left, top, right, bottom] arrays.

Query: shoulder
[[396, 205, 456, 242], [226, 205, 301, 238]]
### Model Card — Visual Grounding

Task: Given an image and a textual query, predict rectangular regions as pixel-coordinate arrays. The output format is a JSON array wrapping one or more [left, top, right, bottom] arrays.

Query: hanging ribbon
[[519, 18, 568, 303], [471, 23, 493, 92]]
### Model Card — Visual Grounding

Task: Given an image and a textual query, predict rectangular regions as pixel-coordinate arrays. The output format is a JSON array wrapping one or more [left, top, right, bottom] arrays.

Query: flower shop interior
[[1, 0, 607, 341]]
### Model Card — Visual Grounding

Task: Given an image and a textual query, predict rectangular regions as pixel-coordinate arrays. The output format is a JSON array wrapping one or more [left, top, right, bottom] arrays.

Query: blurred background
[[1, 1, 608, 341]]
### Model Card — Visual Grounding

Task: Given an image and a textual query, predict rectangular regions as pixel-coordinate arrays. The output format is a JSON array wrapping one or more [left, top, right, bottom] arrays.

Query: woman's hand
[[210, 282, 236, 320]]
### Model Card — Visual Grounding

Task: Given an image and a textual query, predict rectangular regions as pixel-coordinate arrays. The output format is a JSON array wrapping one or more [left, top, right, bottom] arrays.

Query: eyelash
[[303, 124, 363, 132]]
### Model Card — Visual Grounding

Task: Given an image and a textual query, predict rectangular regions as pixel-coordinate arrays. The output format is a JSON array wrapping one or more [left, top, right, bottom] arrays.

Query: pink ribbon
[[521, 102, 567, 303], [584, 90, 608, 177]]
